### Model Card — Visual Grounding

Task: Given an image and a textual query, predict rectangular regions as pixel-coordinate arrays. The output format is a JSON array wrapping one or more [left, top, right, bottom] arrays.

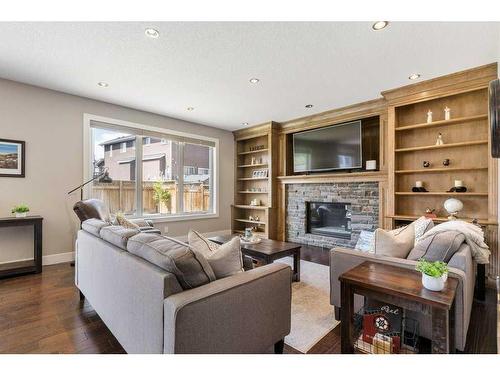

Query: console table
[[340, 261, 458, 354], [0, 216, 43, 278]]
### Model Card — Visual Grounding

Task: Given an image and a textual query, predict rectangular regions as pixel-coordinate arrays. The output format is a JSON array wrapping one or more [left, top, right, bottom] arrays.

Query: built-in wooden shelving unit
[[232, 122, 278, 239], [383, 63, 498, 277]]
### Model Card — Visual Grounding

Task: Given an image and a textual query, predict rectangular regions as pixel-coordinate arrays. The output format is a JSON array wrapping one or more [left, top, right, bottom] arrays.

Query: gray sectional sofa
[[75, 219, 292, 354]]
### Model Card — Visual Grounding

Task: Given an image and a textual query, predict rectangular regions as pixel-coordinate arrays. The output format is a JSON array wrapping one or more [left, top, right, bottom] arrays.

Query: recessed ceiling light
[[187, 107, 194, 111], [305, 104, 314, 108], [372, 21, 389, 31], [97, 81, 109, 88], [242, 122, 249, 126], [145, 28, 160, 39], [249, 78, 260, 84], [409, 73, 421, 80]]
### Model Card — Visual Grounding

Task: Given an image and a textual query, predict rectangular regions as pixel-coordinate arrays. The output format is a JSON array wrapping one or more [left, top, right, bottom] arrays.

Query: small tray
[[240, 236, 262, 244]]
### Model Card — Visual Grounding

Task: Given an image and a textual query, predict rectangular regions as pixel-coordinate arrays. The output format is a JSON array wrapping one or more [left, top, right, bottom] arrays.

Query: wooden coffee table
[[209, 235, 301, 282], [339, 261, 458, 354]]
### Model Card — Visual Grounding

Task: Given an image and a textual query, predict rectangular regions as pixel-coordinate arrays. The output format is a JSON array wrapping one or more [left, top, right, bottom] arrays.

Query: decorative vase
[[15, 212, 27, 218], [421, 273, 446, 292]]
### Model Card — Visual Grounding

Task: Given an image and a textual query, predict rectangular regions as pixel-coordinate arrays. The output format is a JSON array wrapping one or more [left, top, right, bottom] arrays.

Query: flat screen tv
[[293, 120, 362, 173]]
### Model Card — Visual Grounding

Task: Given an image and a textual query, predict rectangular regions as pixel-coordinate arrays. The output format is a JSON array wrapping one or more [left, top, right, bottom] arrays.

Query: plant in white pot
[[11, 204, 30, 218], [416, 259, 448, 292]]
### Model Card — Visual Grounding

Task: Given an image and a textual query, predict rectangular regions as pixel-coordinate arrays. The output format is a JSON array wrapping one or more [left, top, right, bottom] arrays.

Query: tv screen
[[293, 121, 362, 173]]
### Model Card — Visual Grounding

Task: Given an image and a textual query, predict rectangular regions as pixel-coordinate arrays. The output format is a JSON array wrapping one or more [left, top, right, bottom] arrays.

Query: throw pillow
[[374, 224, 415, 258], [407, 230, 465, 262], [188, 230, 244, 279], [355, 230, 375, 253], [413, 216, 434, 244], [115, 213, 140, 229]]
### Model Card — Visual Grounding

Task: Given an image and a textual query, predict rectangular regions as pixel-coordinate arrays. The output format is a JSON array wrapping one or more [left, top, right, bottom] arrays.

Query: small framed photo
[[0, 138, 25, 177]]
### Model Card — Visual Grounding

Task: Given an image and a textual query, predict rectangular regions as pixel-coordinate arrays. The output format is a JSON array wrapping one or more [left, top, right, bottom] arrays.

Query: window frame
[[83, 113, 219, 223]]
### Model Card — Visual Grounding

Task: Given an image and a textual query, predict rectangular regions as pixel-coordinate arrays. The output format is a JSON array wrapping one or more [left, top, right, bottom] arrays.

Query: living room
[[1, 1, 500, 372]]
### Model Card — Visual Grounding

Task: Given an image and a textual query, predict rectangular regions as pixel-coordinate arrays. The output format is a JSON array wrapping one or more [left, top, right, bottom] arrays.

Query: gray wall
[[0, 78, 234, 262]]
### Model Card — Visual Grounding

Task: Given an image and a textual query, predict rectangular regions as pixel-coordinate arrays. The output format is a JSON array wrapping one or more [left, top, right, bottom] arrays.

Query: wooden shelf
[[238, 148, 269, 155], [237, 163, 268, 168], [237, 177, 269, 181], [387, 215, 496, 226], [395, 192, 488, 196], [395, 114, 487, 131], [233, 205, 269, 210], [234, 218, 266, 225], [395, 140, 487, 153], [395, 167, 488, 174], [237, 190, 268, 194]]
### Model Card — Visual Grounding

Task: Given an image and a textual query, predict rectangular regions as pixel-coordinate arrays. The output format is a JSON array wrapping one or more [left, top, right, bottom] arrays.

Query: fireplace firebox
[[306, 202, 352, 239]]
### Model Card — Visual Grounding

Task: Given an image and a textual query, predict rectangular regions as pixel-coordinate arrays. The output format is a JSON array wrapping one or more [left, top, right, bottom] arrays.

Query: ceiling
[[0, 22, 499, 131]]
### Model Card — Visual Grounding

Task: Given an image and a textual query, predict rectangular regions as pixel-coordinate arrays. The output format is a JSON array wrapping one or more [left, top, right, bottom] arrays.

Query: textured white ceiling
[[0, 22, 499, 131]]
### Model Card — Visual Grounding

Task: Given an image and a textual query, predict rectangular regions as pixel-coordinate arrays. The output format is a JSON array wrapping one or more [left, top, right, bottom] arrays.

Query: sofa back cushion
[[82, 218, 110, 237], [188, 230, 244, 279], [100, 225, 140, 250], [127, 233, 216, 289], [407, 230, 465, 262]]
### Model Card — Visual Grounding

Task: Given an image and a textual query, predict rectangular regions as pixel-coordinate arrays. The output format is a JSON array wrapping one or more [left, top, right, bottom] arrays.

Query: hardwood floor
[[0, 251, 497, 354]]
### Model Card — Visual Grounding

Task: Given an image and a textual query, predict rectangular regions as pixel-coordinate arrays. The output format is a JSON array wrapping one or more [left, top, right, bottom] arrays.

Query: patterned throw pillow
[[413, 216, 434, 244], [115, 214, 140, 230], [355, 230, 375, 253], [188, 230, 244, 279]]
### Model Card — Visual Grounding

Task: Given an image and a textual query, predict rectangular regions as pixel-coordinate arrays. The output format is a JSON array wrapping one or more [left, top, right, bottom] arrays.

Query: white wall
[[0, 78, 234, 263]]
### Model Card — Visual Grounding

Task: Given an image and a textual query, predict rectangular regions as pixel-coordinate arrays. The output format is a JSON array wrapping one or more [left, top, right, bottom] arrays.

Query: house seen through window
[[89, 120, 216, 219]]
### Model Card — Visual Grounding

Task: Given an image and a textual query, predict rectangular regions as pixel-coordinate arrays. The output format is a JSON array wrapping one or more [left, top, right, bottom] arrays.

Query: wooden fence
[[91, 181, 210, 215]]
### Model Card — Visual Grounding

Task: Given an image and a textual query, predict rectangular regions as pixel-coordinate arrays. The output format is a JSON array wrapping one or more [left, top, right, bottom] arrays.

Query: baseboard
[[172, 229, 231, 242], [42, 251, 75, 266]]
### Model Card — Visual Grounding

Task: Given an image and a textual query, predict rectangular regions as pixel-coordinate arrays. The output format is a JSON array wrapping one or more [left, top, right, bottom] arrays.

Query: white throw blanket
[[418, 220, 490, 264]]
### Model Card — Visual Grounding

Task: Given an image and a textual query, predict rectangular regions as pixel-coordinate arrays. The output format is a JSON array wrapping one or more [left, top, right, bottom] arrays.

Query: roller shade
[[90, 120, 216, 147]]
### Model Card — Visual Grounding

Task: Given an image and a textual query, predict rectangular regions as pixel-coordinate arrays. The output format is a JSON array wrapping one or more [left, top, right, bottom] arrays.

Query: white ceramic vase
[[421, 273, 447, 292], [15, 212, 27, 218]]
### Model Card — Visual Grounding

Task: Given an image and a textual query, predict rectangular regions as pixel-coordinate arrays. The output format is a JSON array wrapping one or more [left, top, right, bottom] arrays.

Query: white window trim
[[83, 113, 219, 221], [121, 142, 127, 153]]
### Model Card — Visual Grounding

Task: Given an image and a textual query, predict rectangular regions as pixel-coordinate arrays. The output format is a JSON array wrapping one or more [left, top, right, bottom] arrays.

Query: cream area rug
[[277, 257, 339, 353]]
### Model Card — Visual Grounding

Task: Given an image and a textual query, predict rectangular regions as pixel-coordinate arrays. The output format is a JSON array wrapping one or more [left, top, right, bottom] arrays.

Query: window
[[86, 115, 217, 220]]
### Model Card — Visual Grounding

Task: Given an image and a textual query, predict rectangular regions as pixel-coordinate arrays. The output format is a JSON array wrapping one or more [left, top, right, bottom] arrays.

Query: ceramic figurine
[[443, 158, 450, 166], [427, 110, 433, 124], [444, 106, 451, 120], [436, 133, 444, 146], [425, 208, 437, 218], [423, 161, 431, 168]]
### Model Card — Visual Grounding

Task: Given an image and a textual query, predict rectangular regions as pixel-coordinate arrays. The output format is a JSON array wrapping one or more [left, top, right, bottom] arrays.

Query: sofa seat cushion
[[407, 230, 466, 262], [81, 218, 110, 237], [100, 225, 140, 250], [188, 230, 244, 279], [127, 233, 216, 289]]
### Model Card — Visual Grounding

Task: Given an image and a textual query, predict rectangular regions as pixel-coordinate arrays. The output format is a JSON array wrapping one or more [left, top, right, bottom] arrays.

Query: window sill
[[140, 212, 219, 223]]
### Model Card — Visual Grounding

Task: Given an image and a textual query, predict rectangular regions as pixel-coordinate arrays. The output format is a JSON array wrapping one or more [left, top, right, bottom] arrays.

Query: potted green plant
[[12, 204, 30, 218], [152, 181, 171, 213], [415, 259, 448, 292]]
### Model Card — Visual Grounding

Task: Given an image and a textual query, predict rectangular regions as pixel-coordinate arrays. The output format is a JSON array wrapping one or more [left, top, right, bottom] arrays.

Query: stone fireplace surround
[[286, 182, 379, 249]]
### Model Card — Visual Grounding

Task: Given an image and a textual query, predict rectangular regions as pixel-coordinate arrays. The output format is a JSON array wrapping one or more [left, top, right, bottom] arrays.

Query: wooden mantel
[[277, 171, 388, 184]]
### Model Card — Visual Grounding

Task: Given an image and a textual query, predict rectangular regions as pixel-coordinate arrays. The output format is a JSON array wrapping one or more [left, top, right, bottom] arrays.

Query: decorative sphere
[[444, 198, 463, 214]]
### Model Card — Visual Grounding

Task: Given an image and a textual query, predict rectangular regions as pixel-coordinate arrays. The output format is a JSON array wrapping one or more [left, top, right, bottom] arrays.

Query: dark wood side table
[[339, 261, 458, 354], [0, 216, 43, 278], [209, 235, 301, 282]]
